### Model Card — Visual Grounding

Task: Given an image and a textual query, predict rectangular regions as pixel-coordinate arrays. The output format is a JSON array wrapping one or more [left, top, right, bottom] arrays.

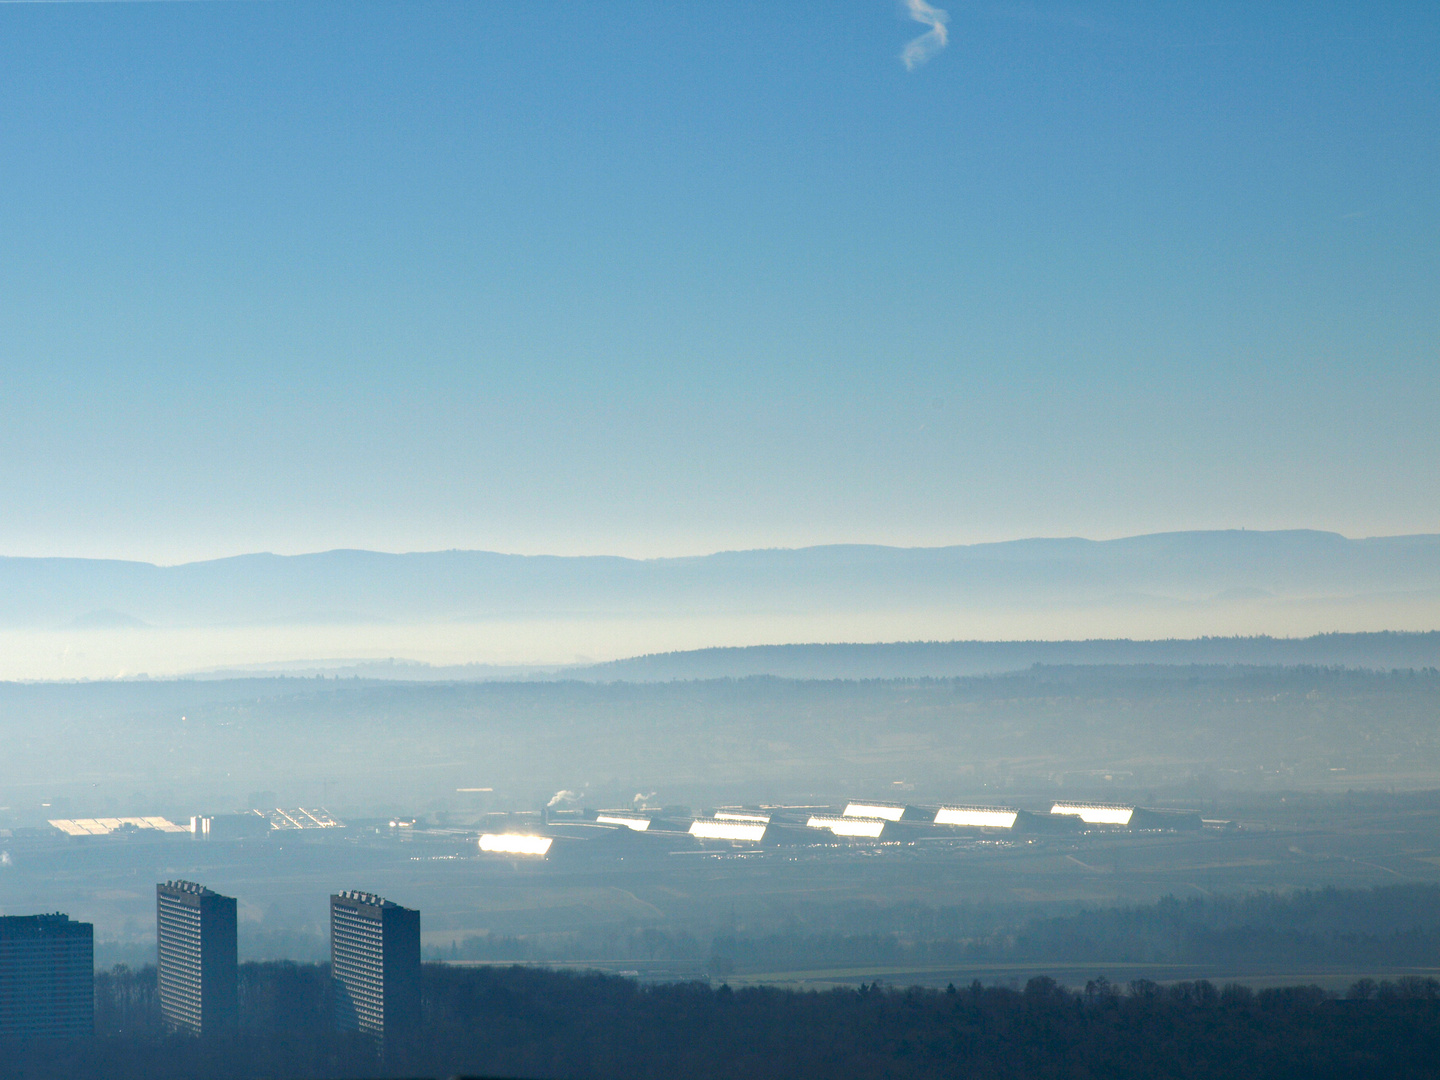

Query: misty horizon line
[[19, 630, 1440, 687], [6, 526, 1440, 570], [6, 529, 1437, 680]]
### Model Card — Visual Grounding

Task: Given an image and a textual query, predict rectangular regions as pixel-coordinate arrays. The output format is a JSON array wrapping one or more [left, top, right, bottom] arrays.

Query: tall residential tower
[[330, 890, 420, 1040], [0, 914, 93, 1039], [156, 880, 238, 1034]]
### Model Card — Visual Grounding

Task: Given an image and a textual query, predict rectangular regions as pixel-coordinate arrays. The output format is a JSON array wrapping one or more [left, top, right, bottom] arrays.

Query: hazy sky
[[0, 1, 1435, 563]]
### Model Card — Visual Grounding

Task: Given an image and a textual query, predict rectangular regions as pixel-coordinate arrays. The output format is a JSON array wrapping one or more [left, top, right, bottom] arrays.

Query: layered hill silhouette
[[3, 529, 1438, 630], [575, 632, 1440, 681]]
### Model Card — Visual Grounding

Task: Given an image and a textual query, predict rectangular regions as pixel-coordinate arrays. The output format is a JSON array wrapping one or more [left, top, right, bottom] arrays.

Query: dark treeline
[[435, 884, 1440, 974], [94, 961, 333, 1037], [4, 963, 1440, 1079]]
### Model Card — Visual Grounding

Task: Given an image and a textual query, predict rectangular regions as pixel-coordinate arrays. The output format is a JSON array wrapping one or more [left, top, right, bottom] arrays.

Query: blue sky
[[0, 0, 1435, 562]]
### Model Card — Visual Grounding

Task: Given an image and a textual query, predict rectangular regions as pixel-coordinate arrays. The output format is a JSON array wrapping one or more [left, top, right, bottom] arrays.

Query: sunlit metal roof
[[842, 802, 906, 821], [689, 819, 766, 842], [933, 806, 1019, 828], [807, 814, 887, 838], [1050, 802, 1134, 825], [479, 834, 553, 855], [264, 808, 342, 830], [49, 816, 188, 836], [713, 810, 771, 824], [595, 814, 651, 831]]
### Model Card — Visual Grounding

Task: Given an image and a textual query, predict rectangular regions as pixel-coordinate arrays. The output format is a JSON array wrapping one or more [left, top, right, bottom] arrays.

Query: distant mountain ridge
[[2, 529, 1438, 629], [572, 632, 1440, 681], [187, 632, 1440, 682]]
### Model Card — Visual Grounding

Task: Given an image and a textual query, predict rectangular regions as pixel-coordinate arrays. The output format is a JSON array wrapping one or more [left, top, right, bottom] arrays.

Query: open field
[[2, 666, 1438, 825]]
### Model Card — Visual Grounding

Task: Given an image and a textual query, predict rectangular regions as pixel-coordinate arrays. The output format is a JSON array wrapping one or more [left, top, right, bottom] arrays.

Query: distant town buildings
[[156, 880, 238, 1034], [0, 913, 93, 1038], [191, 808, 342, 839], [330, 890, 421, 1040], [46, 807, 341, 842], [48, 816, 188, 837]]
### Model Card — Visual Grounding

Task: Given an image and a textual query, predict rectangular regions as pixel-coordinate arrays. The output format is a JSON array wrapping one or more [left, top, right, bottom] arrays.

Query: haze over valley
[[0, 1, 1436, 1075], [4, 529, 1438, 680]]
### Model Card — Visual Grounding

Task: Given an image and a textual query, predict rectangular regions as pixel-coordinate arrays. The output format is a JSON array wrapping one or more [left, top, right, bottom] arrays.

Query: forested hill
[[576, 631, 1440, 681], [438, 883, 1440, 975], [19, 962, 1440, 1080]]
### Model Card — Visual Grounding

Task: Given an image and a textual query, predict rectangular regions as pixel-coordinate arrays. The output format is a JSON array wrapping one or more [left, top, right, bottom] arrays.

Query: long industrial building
[[934, 805, 1019, 828], [157, 880, 238, 1034], [0, 914, 93, 1039], [331, 890, 421, 1040], [807, 814, 892, 838], [689, 817, 767, 842], [1050, 802, 1135, 825]]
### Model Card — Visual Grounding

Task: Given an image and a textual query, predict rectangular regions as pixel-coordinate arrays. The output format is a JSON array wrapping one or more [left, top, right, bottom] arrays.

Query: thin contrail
[[900, 0, 949, 70]]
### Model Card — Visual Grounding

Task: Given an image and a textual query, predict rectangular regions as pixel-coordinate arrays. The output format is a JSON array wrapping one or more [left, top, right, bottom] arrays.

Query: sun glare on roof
[[595, 815, 651, 831], [842, 803, 905, 821], [479, 834, 553, 855], [689, 819, 766, 842], [1050, 802, 1134, 825], [934, 807, 1018, 828], [49, 816, 188, 836], [808, 815, 886, 838], [713, 811, 770, 824]]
